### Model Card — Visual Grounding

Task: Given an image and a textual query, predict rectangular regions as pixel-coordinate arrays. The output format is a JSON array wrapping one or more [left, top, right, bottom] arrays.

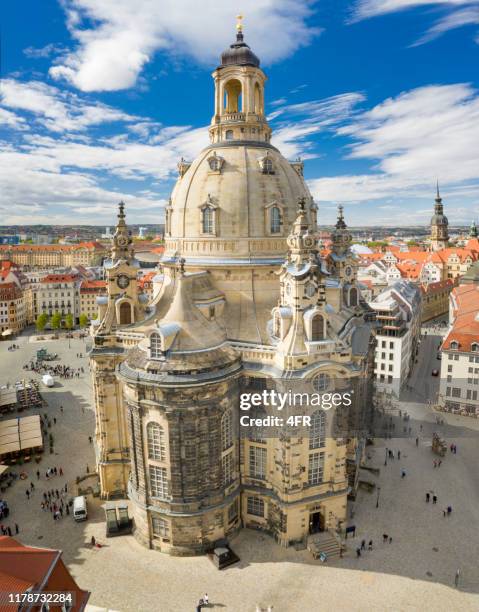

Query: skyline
[[0, 1, 478, 226]]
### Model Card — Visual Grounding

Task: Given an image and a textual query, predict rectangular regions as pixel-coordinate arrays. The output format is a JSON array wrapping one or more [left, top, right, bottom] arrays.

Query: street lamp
[[376, 486, 381, 508]]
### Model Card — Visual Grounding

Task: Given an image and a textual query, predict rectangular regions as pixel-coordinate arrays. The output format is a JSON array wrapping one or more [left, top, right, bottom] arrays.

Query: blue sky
[[1, 0, 478, 226]]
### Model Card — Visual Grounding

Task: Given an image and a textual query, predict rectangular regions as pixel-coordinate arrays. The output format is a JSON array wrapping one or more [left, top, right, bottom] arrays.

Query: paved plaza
[[1, 332, 479, 611]]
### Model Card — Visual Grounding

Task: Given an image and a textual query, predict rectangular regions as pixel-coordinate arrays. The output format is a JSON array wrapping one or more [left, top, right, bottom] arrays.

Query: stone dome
[[220, 32, 260, 68], [431, 214, 448, 225], [163, 143, 313, 266]]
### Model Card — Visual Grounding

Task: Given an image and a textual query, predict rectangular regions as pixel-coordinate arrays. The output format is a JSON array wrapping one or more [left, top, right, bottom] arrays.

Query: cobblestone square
[[1, 333, 478, 612]]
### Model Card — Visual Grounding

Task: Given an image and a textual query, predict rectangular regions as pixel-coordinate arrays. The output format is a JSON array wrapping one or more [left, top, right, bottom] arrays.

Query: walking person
[[433, 495, 437, 504], [203, 594, 209, 605], [368, 540, 373, 551], [397, 450, 401, 460], [36, 470, 40, 480], [401, 469, 406, 478], [59, 467, 63, 476], [356, 547, 361, 558], [426, 492, 430, 503], [416, 437, 419, 446], [7, 526, 12, 537], [361, 539, 366, 550]]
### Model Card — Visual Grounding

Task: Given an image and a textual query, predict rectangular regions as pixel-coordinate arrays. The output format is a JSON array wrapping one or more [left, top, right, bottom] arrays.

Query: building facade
[[91, 26, 374, 555], [0, 282, 26, 335], [38, 274, 80, 323], [370, 281, 422, 395], [439, 283, 479, 415], [0, 241, 106, 268], [79, 280, 107, 321]]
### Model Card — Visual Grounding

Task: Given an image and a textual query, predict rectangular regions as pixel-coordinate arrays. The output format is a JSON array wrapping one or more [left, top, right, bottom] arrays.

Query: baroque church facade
[[91, 25, 375, 555]]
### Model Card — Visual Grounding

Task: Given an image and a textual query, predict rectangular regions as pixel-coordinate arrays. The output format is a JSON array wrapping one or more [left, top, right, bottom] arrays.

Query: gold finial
[[236, 14, 243, 31]]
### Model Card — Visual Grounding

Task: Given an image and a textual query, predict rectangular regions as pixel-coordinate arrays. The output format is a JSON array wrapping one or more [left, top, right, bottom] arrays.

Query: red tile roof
[[443, 284, 479, 351], [0, 537, 89, 612], [40, 274, 78, 283]]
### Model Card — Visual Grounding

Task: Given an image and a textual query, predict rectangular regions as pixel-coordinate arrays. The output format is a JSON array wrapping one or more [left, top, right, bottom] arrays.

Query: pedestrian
[[433, 495, 437, 504], [397, 450, 401, 460], [433, 460, 437, 468], [443, 509, 446, 517], [59, 467, 63, 476], [447, 505, 452, 515], [41, 502, 45, 511], [450, 443, 453, 452], [401, 469, 406, 478], [204, 594, 209, 605], [56, 489, 59, 498], [455, 569, 460, 588], [59, 507, 63, 517], [356, 547, 361, 558], [91, 536, 96, 547], [86, 464, 89, 474], [389, 536, 392, 544], [382, 533, 388, 543], [416, 437, 419, 446], [426, 492, 430, 503], [30, 482, 34, 491], [54, 467, 57, 476], [361, 539, 366, 550], [438, 460, 442, 467], [36, 470, 40, 480], [53, 417, 56, 425], [60, 406, 64, 413], [7, 526, 12, 537], [66, 505, 70, 515], [368, 540, 373, 551], [88, 436, 92, 444], [453, 444, 457, 454], [26, 490, 30, 500]]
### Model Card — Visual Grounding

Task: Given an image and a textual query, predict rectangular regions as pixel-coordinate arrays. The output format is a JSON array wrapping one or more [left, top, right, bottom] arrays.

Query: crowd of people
[[23, 361, 85, 379]]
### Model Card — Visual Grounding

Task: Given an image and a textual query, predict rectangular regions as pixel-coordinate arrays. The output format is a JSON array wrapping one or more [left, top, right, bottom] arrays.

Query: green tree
[[91, 313, 98, 320], [64, 313, 74, 329], [50, 312, 62, 330], [36, 313, 48, 331], [79, 313, 89, 328]]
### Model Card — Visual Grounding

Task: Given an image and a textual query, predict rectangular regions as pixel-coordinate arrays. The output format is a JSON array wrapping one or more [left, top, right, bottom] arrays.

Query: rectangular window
[[389, 342, 394, 349], [152, 517, 169, 538], [228, 500, 238, 523], [222, 451, 234, 486], [247, 496, 264, 517], [447, 375, 452, 383], [382, 341, 386, 348], [308, 452, 324, 486], [249, 446, 267, 479], [149, 465, 168, 499], [452, 388, 461, 398], [454, 355, 459, 361], [446, 387, 451, 397], [448, 366, 453, 373]]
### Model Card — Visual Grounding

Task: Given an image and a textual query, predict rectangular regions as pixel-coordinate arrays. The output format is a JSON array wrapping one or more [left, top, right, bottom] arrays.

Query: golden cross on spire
[[236, 14, 243, 31]]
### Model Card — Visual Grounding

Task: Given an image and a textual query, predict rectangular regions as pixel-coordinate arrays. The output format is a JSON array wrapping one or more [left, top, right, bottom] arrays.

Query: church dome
[[220, 31, 260, 68], [163, 143, 312, 266], [430, 214, 448, 225]]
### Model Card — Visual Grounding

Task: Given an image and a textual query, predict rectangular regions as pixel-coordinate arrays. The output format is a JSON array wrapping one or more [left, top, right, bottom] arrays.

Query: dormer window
[[258, 154, 274, 175], [450, 340, 459, 350], [207, 152, 225, 173], [472, 343, 478, 352]]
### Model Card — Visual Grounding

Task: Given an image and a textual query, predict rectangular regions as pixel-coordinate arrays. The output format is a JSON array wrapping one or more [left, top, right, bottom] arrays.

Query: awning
[[0, 465, 9, 476]]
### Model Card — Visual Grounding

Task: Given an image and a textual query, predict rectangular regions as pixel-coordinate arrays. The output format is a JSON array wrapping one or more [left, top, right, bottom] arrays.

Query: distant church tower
[[469, 220, 478, 238], [430, 183, 449, 251]]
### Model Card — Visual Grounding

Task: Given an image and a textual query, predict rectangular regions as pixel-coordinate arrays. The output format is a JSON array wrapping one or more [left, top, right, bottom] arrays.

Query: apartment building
[[0, 282, 26, 335], [439, 283, 479, 415], [79, 279, 107, 320], [370, 281, 422, 396], [38, 274, 80, 322], [0, 241, 107, 268]]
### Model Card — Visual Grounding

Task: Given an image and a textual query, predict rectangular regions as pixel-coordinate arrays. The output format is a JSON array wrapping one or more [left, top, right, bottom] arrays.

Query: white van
[[73, 496, 88, 522], [42, 374, 54, 388]]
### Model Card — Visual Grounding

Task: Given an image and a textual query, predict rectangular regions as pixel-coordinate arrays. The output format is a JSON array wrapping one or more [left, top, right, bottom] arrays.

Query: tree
[[50, 312, 62, 330], [36, 313, 48, 331], [79, 313, 89, 328], [91, 313, 98, 320], [64, 313, 74, 329]]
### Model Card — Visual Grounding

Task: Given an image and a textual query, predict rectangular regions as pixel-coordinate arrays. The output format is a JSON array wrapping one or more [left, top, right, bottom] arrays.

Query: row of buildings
[[0, 241, 106, 268]]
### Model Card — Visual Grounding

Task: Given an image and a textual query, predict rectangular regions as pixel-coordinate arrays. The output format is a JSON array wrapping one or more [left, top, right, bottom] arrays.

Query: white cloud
[[23, 43, 66, 59], [50, 0, 320, 91], [351, 1, 479, 45], [0, 108, 27, 130], [0, 79, 138, 133], [309, 83, 479, 218]]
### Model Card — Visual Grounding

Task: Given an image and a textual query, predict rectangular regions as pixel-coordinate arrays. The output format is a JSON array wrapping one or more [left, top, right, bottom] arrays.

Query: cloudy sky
[[1, 0, 478, 226]]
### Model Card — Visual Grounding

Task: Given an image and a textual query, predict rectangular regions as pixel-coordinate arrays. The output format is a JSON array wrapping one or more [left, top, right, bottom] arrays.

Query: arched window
[[450, 341, 459, 350], [472, 343, 479, 352], [349, 287, 358, 307], [119, 302, 132, 325], [254, 82, 262, 114], [221, 410, 233, 451], [270, 206, 281, 234], [224, 79, 242, 113], [147, 422, 166, 461], [273, 312, 281, 338], [202, 207, 214, 234], [150, 332, 162, 359], [309, 410, 326, 449], [311, 314, 324, 341], [225, 129, 234, 140], [312, 373, 331, 393]]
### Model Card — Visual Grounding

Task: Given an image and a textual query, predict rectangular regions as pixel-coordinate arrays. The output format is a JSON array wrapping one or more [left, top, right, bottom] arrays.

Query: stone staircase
[[307, 530, 342, 560]]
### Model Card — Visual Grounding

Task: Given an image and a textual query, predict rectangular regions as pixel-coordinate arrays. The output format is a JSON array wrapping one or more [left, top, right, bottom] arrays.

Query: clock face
[[116, 234, 128, 247], [345, 266, 352, 277], [117, 274, 130, 289], [305, 282, 316, 298]]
